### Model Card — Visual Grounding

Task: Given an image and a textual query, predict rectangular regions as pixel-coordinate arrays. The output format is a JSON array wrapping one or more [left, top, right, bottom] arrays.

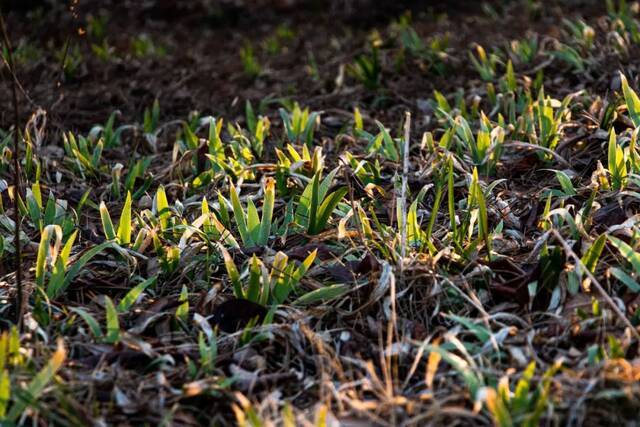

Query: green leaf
[[308, 173, 320, 233], [229, 184, 251, 246], [486, 388, 512, 427], [0, 369, 9, 418], [217, 191, 230, 228], [246, 255, 262, 303], [32, 182, 43, 209], [258, 178, 275, 246], [290, 249, 317, 287], [407, 197, 424, 247], [555, 171, 576, 196], [176, 285, 189, 322], [609, 235, 640, 275], [447, 158, 458, 239], [446, 314, 491, 342], [426, 182, 444, 242], [621, 73, 640, 127], [293, 284, 350, 305], [69, 307, 104, 339], [118, 277, 157, 312], [220, 244, 243, 299], [512, 361, 536, 414], [26, 192, 42, 230], [375, 121, 399, 161], [117, 191, 133, 245], [100, 201, 116, 241], [608, 129, 627, 190], [35, 225, 62, 288], [246, 198, 260, 244], [310, 187, 347, 235], [471, 168, 490, 259], [295, 168, 339, 228], [43, 195, 56, 228], [104, 296, 120, 344], [59, 230, 77, 265], [505, 59, 516, 91], [156, 186, 170, 231], [245, 100, 257, 134], [49, 241, 118, 299], [5, 340, 66, 423], [424, 344, 482, 398], [319, 167, 339, 200], [581, 234, 606, 273], [609, 267, 640, 292], [91, 140, 104, 168], [354, 107, 364, 131], [198, 330, 217, 374], [46, 260, 66, 304], [539, 244, 563, 290], [279, 108, 293, 142], [304, 112, 319, 146]]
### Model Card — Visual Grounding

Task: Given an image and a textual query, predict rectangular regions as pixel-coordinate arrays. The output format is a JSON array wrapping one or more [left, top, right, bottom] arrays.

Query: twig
[[551, 229, 640, 343], [0, 12, 23, 330], [399, 112, 411, 273], [0, 54, 35, 108], [384, 271, 397, 425]]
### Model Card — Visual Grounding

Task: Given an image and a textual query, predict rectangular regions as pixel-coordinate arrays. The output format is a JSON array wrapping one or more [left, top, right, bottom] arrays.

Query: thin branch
[[0, 12, 24, 330], [399, 112, 411, 272]]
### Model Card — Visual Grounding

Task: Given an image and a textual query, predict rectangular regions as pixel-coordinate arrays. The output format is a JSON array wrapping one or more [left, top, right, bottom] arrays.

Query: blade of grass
[[116, 191, 132, 245], [100, 202, 116, 241], [229, 184, 251, 246], [104, 296, 120, 344], [258, 178, 275, 245], [69, 307, 104, 339], [118, 276, 157, 312], [5, 339, 66, 422]]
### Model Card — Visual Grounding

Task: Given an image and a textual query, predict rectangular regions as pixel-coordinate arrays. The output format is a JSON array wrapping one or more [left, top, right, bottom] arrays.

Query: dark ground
[[0, 0, 606, 133]]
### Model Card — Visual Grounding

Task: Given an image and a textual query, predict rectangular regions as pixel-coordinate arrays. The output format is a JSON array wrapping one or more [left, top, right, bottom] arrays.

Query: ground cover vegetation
[[1, 0, 640, 425]]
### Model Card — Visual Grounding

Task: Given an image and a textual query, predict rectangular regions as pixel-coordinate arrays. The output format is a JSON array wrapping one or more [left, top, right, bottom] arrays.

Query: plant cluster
[[3, 0, 640, 425]]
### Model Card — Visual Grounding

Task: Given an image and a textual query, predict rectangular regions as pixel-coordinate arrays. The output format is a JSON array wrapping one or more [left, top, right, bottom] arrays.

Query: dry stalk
[[399, 112, 411, 273]]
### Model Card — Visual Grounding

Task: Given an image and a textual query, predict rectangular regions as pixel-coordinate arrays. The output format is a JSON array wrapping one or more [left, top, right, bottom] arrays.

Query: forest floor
[[2, 0, 640, 425]]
